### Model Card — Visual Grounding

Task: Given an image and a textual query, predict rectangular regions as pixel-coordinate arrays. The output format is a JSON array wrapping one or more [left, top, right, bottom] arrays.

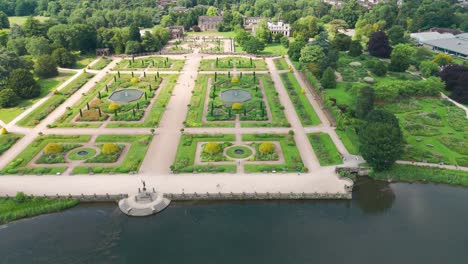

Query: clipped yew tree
[[204, 142, 220, 155], [44, 143, 63, 154], [102, 143, 119, 154], [7, 69, 40, 99], [320, 67, 337, 89], [232, 103, 242, 110], [358, 110, 403, 171], [259, 142, 275, 155], [367, 31, 392, 58]]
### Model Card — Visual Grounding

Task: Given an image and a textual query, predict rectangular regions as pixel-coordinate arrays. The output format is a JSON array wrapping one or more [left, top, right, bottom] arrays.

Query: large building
[[198, 16, 223, 31], [410, 32, 468, 59], [243, 17, 263, 31], [266, 21, 291, 37]]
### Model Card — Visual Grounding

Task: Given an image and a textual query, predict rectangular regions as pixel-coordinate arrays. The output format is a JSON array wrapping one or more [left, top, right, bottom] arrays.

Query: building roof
[[410, 32, 455, 43], [198, 16, 223, 23], [424, 36, 468, 56], [456, 33, 468, 40]]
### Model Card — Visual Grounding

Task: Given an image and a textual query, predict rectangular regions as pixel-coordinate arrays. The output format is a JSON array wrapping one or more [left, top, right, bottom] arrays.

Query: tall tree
[[242, 37, 265, 54], [34, 55, 58, 78], [368, 31, 392, 58], [389, 44, 414, 72], [128, 23, 141, 42], [355, 87, 375, 119], [7, 68, 40, 99], [348, 40, 362, 57], [320, 67, 337, 89], [0, 11, 9, 29], [299, 45, 325, 64], [287, 40, 306, 61], [51, 48, 76, 68]]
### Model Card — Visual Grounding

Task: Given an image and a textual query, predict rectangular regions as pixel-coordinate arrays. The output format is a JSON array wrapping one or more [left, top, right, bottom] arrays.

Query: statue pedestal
[[119, 190, 171, 217]]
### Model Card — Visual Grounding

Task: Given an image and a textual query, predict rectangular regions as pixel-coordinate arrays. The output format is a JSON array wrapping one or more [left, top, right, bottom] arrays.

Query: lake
[[1, 178, 468, 264]]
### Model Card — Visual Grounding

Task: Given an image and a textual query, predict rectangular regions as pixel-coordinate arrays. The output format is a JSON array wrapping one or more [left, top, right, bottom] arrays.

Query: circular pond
[[108, 89, 144, 104], [68, 148, 97, 161], [220, 89, 252, 104], [225, 145, 253, 159]]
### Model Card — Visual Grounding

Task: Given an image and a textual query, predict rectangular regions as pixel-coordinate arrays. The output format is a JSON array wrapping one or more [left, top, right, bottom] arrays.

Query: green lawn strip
[[0, 194, 79, 224], [113, 57, 184, 71], [8, 16, 48, 25], [307, 133, 343, 166], [242, 134, 307, 173], [335, 128, 360, 155], [185, 74, 234, 128], [325, 82, 356, 107], [0, 134, 23, 156], [262, 43, 288, 55], [280, 73, 321, 126], [172, 134, 236, 173], [17, 73, 93, 127], [241, 75, 290, 127], [0, 72, 74, 123], [106, 74, 178, 128], [1, 135, 91, 175], [90, 58, 112, 70], [369, 164, 468, 187], [199, 57, 268, 71], [71, 134, 153, 174], [52, 74, 115, 128], [273, 58, 289, 70], [72, 54, 96, 69], [225, 146, 252, 159]]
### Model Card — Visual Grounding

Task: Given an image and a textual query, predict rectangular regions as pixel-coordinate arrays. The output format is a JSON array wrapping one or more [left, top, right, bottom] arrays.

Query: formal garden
[[199, 56, 268, 71], [113, 56, 185, 71], [185, 73, 289, 127], [171, 132, 306, 174], [307, 133, 343, 166], [0, 132, 23, 156], [273, 57, 289, 70], [51, 73, 177, 128], [1, 134, 153, 175]]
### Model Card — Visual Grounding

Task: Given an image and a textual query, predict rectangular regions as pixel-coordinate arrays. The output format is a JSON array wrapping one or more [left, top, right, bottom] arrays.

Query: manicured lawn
[[0, 193, 79, 224], [242, 134, 307, 173], [113, 57, 184, 71], [1, 135, 91, 175], [72, 134, 153, 174], [17, 73, 93, 127], [369, 164, 468, 187], [235, 43, 287, 55], [199, 57, 268, 71], [90, 58, 113, 70], [273, 58, 289, 70], [72, 54, 96, 69], [0, 72, 74, 123], [336, 128, 360, 155], [307, 133, 343, 166], [280, 73, 321, 126], [172, 134, 236, 173], [325, 82, 356, 107], [0, 134, 23, 156], [8, 16, 48, 25]]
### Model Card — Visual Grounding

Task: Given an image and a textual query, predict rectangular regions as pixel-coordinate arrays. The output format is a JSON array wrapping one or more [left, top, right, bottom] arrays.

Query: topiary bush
[[108, 103, 120, 111], [44, 143, 63, 154], [102, 143, 119, 155], [130, 77, 139, 83], [204, 142, 220, 155], [232, 102, 242, 110], [259, 142, 275, 154]]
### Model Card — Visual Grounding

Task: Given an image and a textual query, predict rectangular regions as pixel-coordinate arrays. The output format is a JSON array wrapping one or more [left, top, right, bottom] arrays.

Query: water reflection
[[353, 177, 396, 214]]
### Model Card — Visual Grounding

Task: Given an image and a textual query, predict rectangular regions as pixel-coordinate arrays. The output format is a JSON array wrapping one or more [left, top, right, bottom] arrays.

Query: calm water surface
[[1, 179, 468, 264]]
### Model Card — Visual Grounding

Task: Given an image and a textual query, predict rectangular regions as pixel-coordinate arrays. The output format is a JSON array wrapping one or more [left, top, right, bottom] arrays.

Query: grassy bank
[[0, 192, 79, 224], [369, 164, 468, 186]]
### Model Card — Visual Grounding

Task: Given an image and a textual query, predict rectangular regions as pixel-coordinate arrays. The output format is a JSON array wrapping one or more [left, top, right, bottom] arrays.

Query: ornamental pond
[[1, 178, 468, 263]]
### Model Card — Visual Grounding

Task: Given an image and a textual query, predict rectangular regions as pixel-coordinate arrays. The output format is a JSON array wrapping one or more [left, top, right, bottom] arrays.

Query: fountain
[[108, 89, 144, 104], [118, 181, 171, 217], [220, 89, 252, 104]]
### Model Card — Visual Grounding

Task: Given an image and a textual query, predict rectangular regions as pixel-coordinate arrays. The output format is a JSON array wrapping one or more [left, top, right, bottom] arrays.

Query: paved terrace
[[0, 49, 362, 198]]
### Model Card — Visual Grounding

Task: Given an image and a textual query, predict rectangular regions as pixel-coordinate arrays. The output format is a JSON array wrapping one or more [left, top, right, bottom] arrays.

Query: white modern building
[[410, 32, 468, 59]]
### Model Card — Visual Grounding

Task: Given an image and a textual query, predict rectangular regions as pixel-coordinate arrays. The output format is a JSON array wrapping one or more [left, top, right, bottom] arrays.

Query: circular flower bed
[[68, 148, 97, 160], [225, 145, 253, 159]]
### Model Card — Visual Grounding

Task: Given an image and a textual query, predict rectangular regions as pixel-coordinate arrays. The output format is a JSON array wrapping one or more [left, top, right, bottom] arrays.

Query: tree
[[234, 29, 251, 46], [451, 74, 468, 104], [355, 87, 375, 119], [332, 33, 351, 51], [141, 31, 162, 52], [439, 64, 468, 91], [359, 110, 403, 171], [6, 37, 27, 56], [7, 69, 40, 99], [204, 142, 220, 155], [44, 143, 63, 154], [128, 23, 141, 42], [34, 55, 58, 78], [387, 25, 406, 45], [206, 6, 218, 16], [389, 44, 414, 72], [102, 143, 119, 154], [419, 60, 439, 77], [299, 45, 325, 64], [320, 67, 337, 89], [280, 36, 289, 48], [0, 88, 19, 107], [288, 40, 306, 61], [339, 0, 365, 27], [259, 142, 275, 154], [51, 48, 76, 68], [432, 53, 452, 66], [242, 37, 265, 54], [0, 49, 28, 83], [371, 62, 387, 76], [0, 11, 9, 29], [365, 109, 400, 127], [25, 36, 51, 56], [22, 16, 43, 37], [348, 40, 362, 57], [368, 31, 392, 58], [125, 41, 140, 54]]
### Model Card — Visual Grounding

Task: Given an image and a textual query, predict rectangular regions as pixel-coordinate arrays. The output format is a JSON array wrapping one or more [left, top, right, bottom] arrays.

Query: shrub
[[204, 142, 220, 155], [432, 53, 452, 66], [102, 143, 119, 154], [1, 127, 7, 134], [371, 62, 387, 76], [0, 88, 20, 107], [89, 99, 103, 108], [108, 103, 120, 111], [320, 67, 337, 89], [232, 103, 242, 110], [231, 77, 239, 83], [130, 77, 139, 83], [259, 142, 275, 154], [14, 192, 27, 203], [34, 55, 58, 78], [44, 143, 63, 154]]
